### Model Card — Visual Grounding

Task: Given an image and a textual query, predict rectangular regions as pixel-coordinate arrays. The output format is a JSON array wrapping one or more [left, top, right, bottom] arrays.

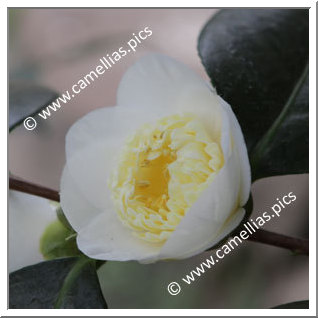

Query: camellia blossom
[[60, 54, 251, 263], [9, 191, 57, 272]]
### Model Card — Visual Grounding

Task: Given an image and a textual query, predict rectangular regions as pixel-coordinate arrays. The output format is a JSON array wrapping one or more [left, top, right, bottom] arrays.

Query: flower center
[[108, 113, 224, 244]]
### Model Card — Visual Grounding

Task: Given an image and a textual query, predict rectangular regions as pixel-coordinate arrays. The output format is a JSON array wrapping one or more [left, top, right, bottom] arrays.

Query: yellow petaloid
[[108, 113, 224, 244]]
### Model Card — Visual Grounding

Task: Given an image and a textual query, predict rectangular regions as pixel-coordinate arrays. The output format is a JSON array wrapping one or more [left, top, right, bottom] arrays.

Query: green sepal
[[40, 219, 81, 260]]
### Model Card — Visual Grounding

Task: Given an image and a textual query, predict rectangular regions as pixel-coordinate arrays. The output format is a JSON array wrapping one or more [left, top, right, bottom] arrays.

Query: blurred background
[[8, 9, 308, 309]]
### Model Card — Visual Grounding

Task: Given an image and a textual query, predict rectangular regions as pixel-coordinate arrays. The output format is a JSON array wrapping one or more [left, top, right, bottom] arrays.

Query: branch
[[246, 229, 308, 255], [9, 175, 60, 202], [9, 176, 309, 255]]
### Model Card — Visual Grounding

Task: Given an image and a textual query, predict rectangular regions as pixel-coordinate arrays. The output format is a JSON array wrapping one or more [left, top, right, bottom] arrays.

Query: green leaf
[[9, 257, 108, 309], [250, 66, 308, 179], [9, 82, 59, 131], [40, 219, 80, 260], [273, 300, 309, 309], [198, 9, 308, 179]]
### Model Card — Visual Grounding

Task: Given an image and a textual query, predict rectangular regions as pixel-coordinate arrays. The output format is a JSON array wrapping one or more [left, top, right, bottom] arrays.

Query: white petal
[[66, 106, 138, 162], [117, 54, 223, 142], [219, 97, 251, 205], [210, 207, 246, 247], [60, 167, 102, 232], [159, 149, 243, 260], [77, 212, 160, 262], [65, 141, 116, 210], [9, 191, 56, 272], [219, 103, 232, 160]]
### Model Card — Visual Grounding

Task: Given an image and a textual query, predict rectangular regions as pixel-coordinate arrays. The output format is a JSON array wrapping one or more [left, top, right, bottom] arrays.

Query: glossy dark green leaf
[[9, 82, 59, 131], [273, 300, 309, 309], [198, 9, 309, 178], [251, 72, 308, 179], [9, 257, 107, 309]]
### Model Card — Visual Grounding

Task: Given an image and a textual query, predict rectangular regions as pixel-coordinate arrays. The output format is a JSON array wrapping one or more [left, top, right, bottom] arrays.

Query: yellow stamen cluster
[[108, 113, 224, 243]]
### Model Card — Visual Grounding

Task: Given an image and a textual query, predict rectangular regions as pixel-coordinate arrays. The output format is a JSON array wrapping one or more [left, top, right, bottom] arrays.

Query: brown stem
[[246, 229, 309, 255], [9, 175, 60, 202], [9, 176, 309, 255]]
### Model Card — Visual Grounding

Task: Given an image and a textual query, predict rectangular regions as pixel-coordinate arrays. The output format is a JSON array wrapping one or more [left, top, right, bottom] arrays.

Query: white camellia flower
[[60, 54, 251, 263], [9, 191, 57, 272]]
